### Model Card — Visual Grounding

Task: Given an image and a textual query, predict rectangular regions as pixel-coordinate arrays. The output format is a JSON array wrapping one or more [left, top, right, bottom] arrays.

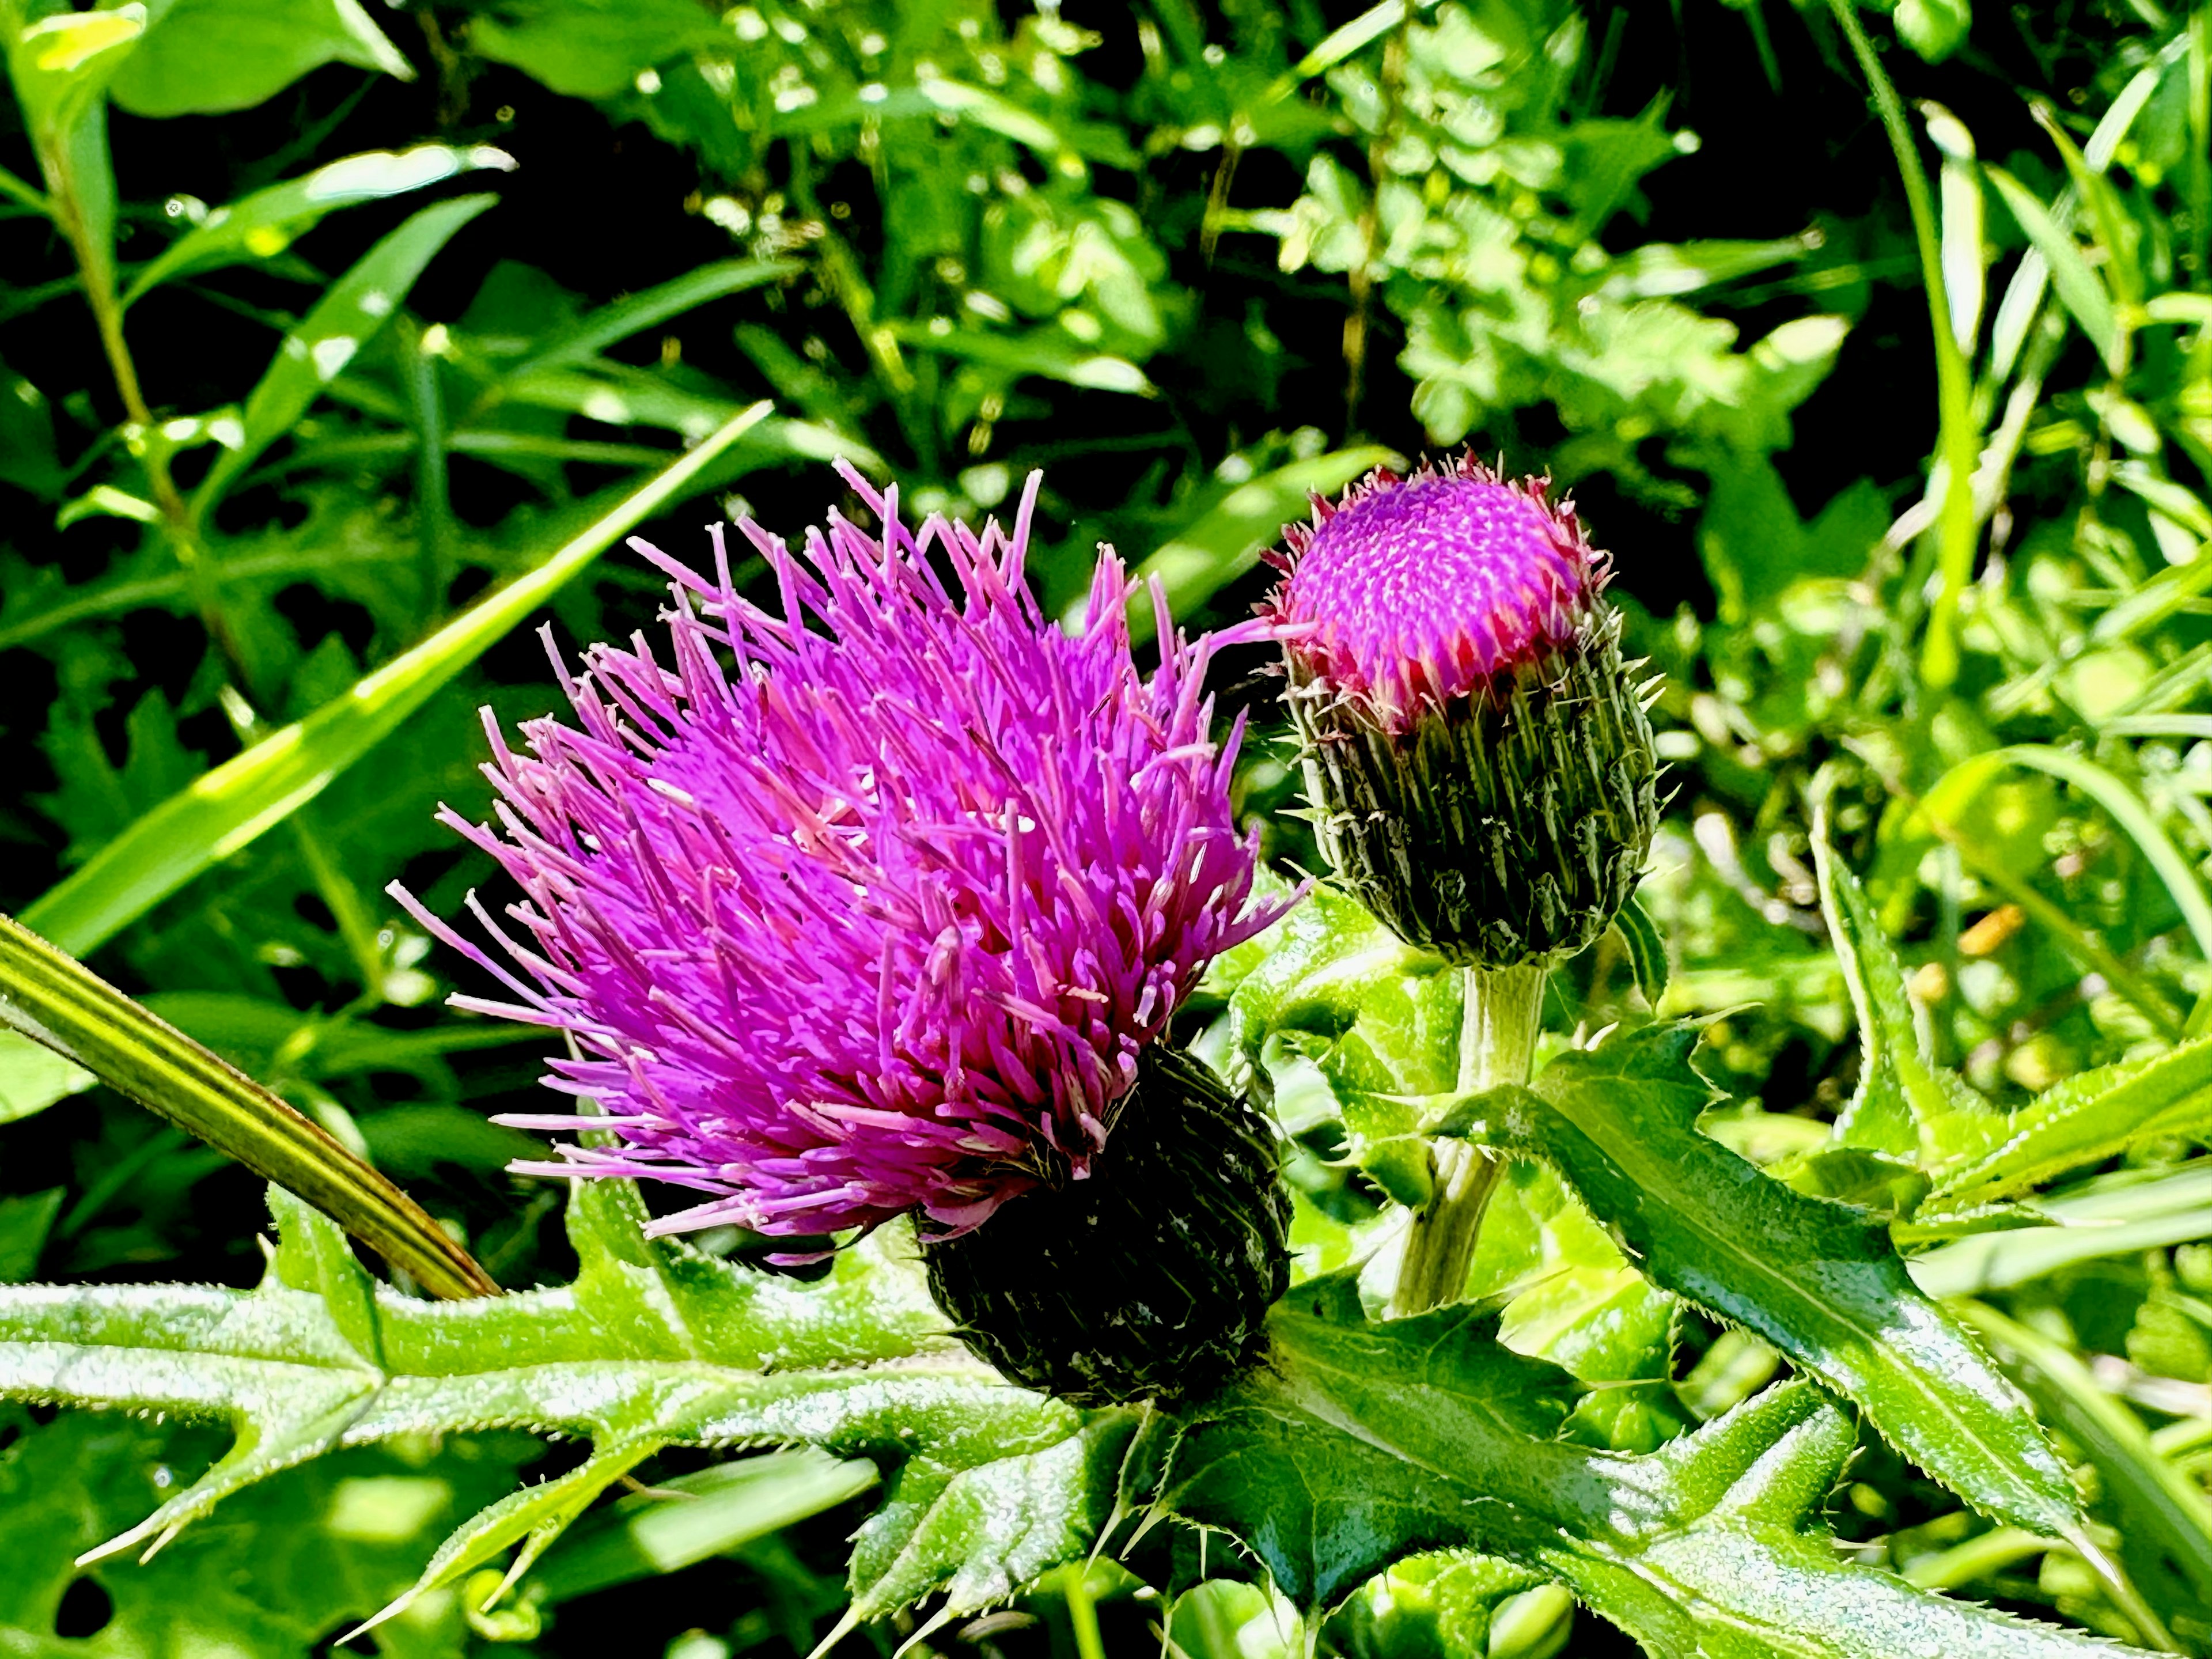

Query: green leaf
[[0, 354, 64, 498], [1, 2, 145, 153], [0, 915, 497, 1300], [1124, 446, 1399, 638], [0, 1181, 1121, 1632], [881, 319, 1154, 395], [1912, 1164, 2212, 1297], [1161, 1311, 2127, 1653], [525, 1450, 879, 1605], [466, 0, 730, 100], [1986, 165, 2122, 372], [123, 145, 517, 306], [0, 1027, 93, 1123], [192, 194, 498, 514], [1225, 883, 1456, 1210], [1963, 1301, 2212, 1643], [0, 1403, 533, 1658], [1426, 1024, 2081, 1538], [111, 0, 412, 118], [1615, 894, 1669, 1009], [0, 1188, 63, 1282], [18, 403, 767, 958], [1810, 820, 1995, 1163], [497, 259, 798, 385], [1926, 1040, 2212, 1210]]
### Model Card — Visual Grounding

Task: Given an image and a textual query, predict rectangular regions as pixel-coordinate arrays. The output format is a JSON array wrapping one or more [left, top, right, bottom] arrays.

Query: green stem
[[1828, 0, 1980, 691], [1059, 1564, 1106, 1659], [0, 910, 498, 1298], [1391, 962, 1544, 1317]]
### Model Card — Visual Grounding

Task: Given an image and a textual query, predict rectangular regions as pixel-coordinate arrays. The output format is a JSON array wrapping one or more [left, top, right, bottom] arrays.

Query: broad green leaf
[[1426, 1024, 2080, 1538], [1986, 165, 2122, 372], [19, 403, 767, 958], [123, 145, 517, 306], [0, 915, 497, 1300], [1, 1, 146, 151], [467, 0, 729, 100], [192, 194, 498, 513], [0, 1026, 92, 1122], [1125, 446, 1397, 637], [1161, 1310, 2128, 1654], [110, 0, 411, 116], [0, 1181, 1120, 1631]]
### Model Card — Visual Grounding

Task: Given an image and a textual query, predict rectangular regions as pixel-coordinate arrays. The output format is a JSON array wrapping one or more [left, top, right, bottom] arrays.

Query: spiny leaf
[[1425, 1022, 2081, 1540], [1925, 1040, 2212, 1211], [1810, 821, 1995, 1164], [0, 1182, 1121, 1630], [1159, 1309, 2133, 1655]]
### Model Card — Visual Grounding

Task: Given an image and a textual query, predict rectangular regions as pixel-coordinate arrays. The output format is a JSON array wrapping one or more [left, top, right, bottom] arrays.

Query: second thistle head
[[1265, 454, 1661, 969]]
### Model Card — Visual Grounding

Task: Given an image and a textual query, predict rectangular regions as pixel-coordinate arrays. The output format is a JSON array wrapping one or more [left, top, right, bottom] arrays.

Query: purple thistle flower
[[395, 463, 1287, 1243], [1264, 454, 1605, 733]]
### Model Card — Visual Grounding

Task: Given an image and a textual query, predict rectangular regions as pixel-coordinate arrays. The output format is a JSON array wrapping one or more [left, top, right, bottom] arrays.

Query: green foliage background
[[6, 0, 2212, 1655]]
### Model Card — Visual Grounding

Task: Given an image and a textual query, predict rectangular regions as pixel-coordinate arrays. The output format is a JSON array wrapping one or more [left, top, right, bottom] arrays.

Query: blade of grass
[[20, 403, 770, 958], [1915, 744, 2212, 1032], [1960, 1300, 2199, 1651], [0, 911, 496, 1298], [1827, 0, 1980, 690]]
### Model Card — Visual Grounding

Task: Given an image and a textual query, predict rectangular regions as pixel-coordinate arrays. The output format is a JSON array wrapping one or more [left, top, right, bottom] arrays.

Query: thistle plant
[[1264, 456, 1662, 1315], [393, 462, 1291, 1406]]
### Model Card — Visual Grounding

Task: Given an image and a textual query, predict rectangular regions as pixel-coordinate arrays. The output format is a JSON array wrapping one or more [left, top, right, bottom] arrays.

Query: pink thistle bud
[[1264, 454, 1661, 969]]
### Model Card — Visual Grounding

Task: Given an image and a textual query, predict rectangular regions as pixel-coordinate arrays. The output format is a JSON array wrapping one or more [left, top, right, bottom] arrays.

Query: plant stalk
[[1391, 961, 1544, 1317]]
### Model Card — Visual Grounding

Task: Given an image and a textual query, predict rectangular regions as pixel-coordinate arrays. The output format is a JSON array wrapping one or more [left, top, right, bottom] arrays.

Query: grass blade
[[20, 403, 770, 957], [190, 193, 499, 516], [0, 911, 496, 1299]]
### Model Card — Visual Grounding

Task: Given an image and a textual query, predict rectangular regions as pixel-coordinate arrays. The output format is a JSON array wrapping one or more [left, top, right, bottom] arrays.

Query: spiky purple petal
[[395, 463, 1286, 1240]]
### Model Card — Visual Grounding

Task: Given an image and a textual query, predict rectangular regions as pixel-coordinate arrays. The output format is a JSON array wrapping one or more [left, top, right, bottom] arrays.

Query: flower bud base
[[923, 1045, 1289, 1407], [1291, 607, 1661, 969]]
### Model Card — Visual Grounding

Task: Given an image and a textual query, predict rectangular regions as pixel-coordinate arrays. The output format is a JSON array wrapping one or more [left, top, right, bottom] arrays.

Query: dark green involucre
[[1290, 605, 1663, 969], [922, 1044, 1290, 1407]]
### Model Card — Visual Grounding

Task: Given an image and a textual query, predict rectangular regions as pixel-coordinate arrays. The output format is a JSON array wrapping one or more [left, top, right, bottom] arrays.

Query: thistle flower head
[[395, 462, 1285, 1241], [1266, 454, 1604, 733]]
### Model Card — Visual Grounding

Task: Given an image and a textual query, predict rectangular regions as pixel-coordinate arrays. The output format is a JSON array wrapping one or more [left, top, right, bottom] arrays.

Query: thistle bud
[[923, 1043, 1290, 1407], [1266, 456, 1661, 969]]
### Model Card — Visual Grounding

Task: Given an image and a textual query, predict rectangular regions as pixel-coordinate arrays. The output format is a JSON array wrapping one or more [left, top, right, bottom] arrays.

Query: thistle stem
[[1390, 961, 1544, 1317]]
